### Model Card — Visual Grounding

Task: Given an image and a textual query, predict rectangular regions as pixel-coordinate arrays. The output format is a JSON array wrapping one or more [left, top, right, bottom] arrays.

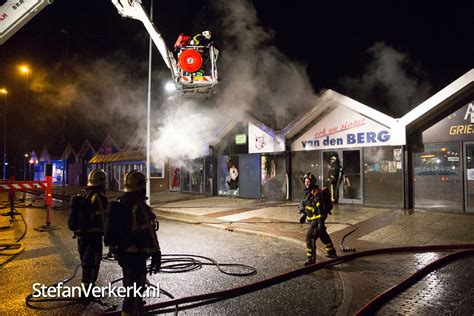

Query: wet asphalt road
[[1, 196, 473, 315], [0, 200, 340, 315]]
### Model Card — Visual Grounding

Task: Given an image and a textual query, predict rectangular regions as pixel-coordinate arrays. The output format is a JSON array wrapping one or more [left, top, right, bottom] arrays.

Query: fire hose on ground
[[94, 244, 473, 315], [24, 253, 257, 310], [9, 194, 472, 314]]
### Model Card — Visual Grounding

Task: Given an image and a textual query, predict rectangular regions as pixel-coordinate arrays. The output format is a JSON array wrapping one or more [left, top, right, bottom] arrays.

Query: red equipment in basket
[[178, 49, 203, 73]]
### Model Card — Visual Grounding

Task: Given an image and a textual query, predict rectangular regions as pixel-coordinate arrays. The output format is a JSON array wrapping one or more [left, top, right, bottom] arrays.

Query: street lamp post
[[20, 66, 29, 181], [29, 158, 34, 181], [0, 88, 7, 179], [145, 1, 153, 205]]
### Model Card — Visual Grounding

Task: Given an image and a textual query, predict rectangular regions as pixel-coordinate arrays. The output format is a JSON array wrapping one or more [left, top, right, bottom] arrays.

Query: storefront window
[[261, 154, 286, 200], [217, 155, 239, 196], [291, 151, 321, 200], [182, 159, 205, 193], [413, 142, 462, 210], [150, 161, 164, 178], [169, 164, 181, 191], [364, 146, 403, 206]]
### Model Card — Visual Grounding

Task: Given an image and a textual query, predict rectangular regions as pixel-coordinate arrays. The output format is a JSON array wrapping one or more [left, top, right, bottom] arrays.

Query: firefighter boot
[[304, 247, 315, 266], [304, 256, 315, 266], [325, 242, 337, 258]]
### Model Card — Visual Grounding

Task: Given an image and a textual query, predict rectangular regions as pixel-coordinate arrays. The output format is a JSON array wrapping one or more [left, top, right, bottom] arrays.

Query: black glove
[[150, 250, 162, 275], [299, 213, 307, 224]]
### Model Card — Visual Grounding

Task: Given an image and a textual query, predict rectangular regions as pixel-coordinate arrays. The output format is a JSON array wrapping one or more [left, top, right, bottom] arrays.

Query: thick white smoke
[[150, 0, 319, 163], [150, 98, 227, 161], [342, 42, 431, 115], [30, 0, 320, 161]]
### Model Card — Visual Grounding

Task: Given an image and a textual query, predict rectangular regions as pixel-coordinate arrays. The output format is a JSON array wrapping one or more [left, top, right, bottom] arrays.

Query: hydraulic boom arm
[[111, 0, 178, 79]]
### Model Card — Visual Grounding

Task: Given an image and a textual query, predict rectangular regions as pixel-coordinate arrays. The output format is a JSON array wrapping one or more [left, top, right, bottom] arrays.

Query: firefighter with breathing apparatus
[[68, 169, 109, 296], [299, 173, 337, 266], [105, 170, 161, 315]]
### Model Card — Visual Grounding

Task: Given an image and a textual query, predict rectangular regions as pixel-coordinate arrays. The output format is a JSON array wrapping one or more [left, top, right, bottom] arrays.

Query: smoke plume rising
[[31, 0, 320, 162], [341, 42, 432, 116]]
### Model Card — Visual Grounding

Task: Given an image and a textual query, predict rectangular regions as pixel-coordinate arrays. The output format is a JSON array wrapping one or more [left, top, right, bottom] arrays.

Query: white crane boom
[[111, 0, 178, 79]]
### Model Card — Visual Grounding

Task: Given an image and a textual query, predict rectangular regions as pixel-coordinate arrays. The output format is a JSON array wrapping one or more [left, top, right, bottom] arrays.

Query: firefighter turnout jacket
[[68, 190, 108, 236], [105, 192, 160, 255], [302, 187, 327, 222]]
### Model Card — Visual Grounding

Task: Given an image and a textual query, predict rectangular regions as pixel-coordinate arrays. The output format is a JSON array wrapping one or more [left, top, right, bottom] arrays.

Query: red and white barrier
[[0, 177, 54, 229]]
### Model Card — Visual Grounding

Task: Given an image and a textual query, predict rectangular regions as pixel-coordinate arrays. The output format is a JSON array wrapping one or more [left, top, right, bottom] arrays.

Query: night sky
[[0, 0, 473, 177]]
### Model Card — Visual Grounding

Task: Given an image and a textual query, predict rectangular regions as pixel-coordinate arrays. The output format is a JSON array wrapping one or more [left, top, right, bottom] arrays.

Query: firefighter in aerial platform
[[68, 169, 108, 294], [190, 30, 213, 77], [299, 173, 336, 266], [190, 30, 212, 46], [328, 154, 343, 204], [105, 170, 161, 315]]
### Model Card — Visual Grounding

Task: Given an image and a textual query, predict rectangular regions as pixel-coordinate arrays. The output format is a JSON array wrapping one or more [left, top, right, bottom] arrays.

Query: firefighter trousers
[[306, 220, 336, 259], [116, 252, 149, 315], [329, 181, 340, 203], [78, 234, 103, 285]]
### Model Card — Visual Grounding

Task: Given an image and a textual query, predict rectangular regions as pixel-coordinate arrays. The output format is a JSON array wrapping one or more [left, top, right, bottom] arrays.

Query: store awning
[[88, 151, 145, 164]]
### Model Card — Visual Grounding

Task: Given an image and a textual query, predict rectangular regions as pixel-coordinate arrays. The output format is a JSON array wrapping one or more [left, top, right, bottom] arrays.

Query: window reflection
[[413, 143, 462, 210]]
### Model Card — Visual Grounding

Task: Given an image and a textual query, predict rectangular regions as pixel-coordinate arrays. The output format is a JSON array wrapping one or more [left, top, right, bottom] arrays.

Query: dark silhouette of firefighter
[[328, 154, 344, 203], [68, 169, 108, 294], [190, 30, 212, 46], [298, 173, 336, 266], [105, 170, 161, 315]]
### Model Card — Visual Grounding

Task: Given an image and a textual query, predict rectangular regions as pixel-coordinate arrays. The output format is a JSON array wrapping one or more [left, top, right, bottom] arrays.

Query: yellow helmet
[[124, 170, 146, 192], [87, 169, 107, 187]]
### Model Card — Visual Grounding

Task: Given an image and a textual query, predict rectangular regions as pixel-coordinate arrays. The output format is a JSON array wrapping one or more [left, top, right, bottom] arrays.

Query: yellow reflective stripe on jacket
[[307, 214, 321, 220], [91, 193, 98, 205], [305, 202, 321, 221]]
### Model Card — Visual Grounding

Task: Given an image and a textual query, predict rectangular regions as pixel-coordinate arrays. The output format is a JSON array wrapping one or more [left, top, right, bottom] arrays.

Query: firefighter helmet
[[87, 169, 107, 187], [202, 30, 211, 40], [124, 170, 146, 192]]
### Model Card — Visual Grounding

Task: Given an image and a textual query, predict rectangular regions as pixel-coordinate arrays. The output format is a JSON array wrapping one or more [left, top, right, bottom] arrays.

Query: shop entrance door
[[464, 142, 474, 212], [322, 149, 362, 204]]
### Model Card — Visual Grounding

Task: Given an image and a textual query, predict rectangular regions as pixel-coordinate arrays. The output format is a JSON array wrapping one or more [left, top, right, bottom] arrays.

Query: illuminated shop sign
[[292, 107, 393, 151], [235, 134, 247, 145], [248, 123, 285, 153], [422, 101, 474, 143]]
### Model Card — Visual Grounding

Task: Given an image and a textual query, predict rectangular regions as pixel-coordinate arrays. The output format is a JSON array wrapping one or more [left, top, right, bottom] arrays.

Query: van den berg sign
[[292, 107, 393, 151]]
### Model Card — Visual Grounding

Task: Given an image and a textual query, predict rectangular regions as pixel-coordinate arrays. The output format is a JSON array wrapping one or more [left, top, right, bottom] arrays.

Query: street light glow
[[0, 88, 7, 94], [164, 81, 176, 92], [20, 65, 30, 74]]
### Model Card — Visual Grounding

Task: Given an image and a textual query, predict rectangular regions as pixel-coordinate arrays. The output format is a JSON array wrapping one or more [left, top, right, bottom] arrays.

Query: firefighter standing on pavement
[[105, 170, 161, 315], [299, 173, 336, 266], [328, 154, 343, 203], [68, 169, 108, 292]]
